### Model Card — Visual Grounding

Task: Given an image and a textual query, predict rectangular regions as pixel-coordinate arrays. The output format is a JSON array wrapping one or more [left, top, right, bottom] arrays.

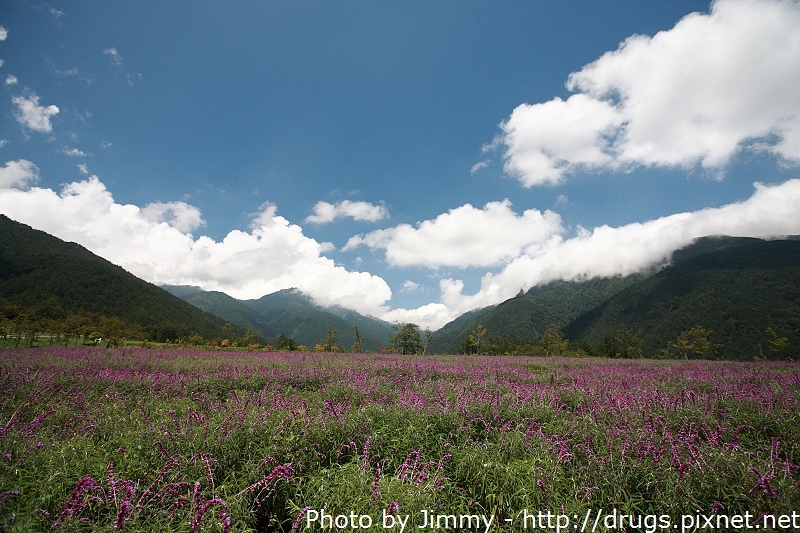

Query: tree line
[[458, 322, 792, 360]]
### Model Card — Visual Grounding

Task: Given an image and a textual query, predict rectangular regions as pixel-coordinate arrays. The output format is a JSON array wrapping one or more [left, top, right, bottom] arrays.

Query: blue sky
[[1, 0, 799, 329]]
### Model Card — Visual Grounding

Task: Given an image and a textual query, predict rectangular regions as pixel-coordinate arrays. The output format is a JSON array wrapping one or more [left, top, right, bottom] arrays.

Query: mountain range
[[1, 214, 798, 359], [160, 284, 393, 351]]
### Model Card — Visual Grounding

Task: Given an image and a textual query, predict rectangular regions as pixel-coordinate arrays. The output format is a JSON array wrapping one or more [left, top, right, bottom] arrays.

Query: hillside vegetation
[[437, 236, 800, 360], [162, 286, 394, 351], [0, 215, 236, 343], [2, 214, 798, 359], [565, 236, 800, 360], [430, 275, 643, 353]]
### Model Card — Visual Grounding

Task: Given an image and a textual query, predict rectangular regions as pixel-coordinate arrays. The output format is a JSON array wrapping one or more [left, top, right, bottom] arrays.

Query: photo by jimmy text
[[301, 508, 800, 532]]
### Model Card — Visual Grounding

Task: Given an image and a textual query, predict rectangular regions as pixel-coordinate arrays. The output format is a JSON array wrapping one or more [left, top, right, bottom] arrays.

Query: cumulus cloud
[[0, 159, 39, 189], [141, 201, 206, 234], [0, 26, 7, 41], [0, 172, 392, 317], [502, 94, 623, 185], [5, 75, 17, 86], [305, 199, 388, 224], [344, 199, 563, 268], [435, 179, 800, 324], [12, 93, 59, 133], [500, 0, 800, 187]]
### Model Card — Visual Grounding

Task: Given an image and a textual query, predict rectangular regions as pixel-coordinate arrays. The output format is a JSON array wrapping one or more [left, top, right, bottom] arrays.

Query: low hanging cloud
[[343, 199, 564, 268], [387, 179, 800, 329], [12, 93, 60, 133], [0, 167, 392, 317], [500, 0, 800, 187], [305, 199, 388, 224]]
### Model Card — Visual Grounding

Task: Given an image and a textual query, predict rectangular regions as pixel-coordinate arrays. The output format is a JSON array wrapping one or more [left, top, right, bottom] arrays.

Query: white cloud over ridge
[[0, 169, 392, 318], [305, 199, 388, 224], [0, 162, 798, 331], [344, 199, 564, 268], [384, 179, 800, 329], [500, 0, 800, 187]]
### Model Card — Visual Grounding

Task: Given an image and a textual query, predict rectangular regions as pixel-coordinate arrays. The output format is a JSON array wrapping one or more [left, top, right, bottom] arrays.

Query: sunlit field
[[1, 347, 798, 532]]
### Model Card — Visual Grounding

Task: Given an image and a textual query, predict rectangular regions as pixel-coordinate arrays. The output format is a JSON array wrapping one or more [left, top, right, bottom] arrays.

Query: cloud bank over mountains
[[0, 163, 798, 329], [1, 0, 800, 330]]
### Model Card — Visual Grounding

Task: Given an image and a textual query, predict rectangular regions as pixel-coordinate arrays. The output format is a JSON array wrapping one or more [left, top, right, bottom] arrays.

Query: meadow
[[0, 347, 798, 532]]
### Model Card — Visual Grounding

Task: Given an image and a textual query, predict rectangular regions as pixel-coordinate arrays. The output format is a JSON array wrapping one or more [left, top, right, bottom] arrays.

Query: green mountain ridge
[[162, 285, 394, 351], [3, 213, 798, 359], [564, 236, 800, 359], [432, 235, 800, 359], [430, 274, 646, 353], [0, 215, 236, 342]]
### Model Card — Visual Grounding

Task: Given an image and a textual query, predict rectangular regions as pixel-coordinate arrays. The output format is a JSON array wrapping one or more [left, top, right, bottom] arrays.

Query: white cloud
[[0, 159, 39, 189], [5, 76, 17, 86], [501, 94, 623, 186], [141, 201, 206, 234], [12, 93, 59, 133], [49, 8, 65, 21], [436, 179, 800, 321], [0, 173, 392, 318], [103, 47, 123, 66], [62, 147, 86, 157], [0, 27, 7, 41], [470, 159, 490, 174], [500, 0, 800, 187], [382, 302, 451, 330], [401, 280, 421, 292], [344, 199, 563, 268], [305, 199, 388, 224]]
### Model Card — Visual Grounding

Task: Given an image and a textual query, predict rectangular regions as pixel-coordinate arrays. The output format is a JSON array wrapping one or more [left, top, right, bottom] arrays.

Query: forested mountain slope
[[0, 215, 234, 342]]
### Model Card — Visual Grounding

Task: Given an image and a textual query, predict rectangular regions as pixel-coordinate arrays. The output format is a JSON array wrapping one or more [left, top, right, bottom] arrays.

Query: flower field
[[1, 347, 799, 531]]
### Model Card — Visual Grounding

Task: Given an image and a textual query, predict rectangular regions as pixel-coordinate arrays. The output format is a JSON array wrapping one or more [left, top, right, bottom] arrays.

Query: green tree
[[765, 327, 789, 359], [324, 326, 339, 352], [187, 332, 204, 346], [460, 324, 487, 355], [670, 325, 715, 359], [389, 323, 423, 355], [541, 323, 569, 357], [222, 322, 235, 342], [423, 327, 433, 354], [276, 334, 297, 351], [242, 326, 257, 346], [598, 323, 645, 358], [352, 324, 365, 353]]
